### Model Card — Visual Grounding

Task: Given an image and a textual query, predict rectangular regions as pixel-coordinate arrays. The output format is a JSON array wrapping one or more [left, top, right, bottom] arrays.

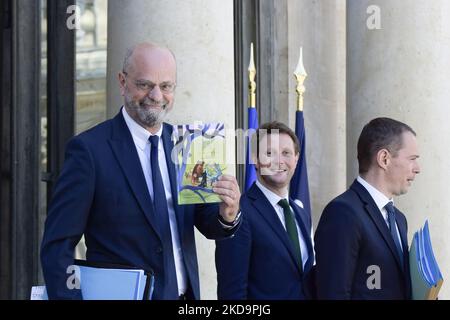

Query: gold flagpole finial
[[248, 43, 256, 108], [294, 47, 307, 112]]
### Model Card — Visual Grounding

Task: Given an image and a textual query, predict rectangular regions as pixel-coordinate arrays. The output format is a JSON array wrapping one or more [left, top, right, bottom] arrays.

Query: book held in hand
[[172, 122, 229, 205]]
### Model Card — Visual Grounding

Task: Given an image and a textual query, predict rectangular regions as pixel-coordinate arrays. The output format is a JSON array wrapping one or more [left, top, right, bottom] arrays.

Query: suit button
[[156, 247, 163, 253]]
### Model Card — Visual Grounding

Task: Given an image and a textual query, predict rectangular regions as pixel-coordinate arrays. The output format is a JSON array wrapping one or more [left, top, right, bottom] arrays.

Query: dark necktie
[[384, 201, 404, 267], [278, 199, 303, 273], [149, 135, 178, 298]]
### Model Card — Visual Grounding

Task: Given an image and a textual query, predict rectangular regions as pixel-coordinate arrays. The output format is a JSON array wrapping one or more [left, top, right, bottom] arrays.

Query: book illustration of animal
[[191, 161, 205, 185]]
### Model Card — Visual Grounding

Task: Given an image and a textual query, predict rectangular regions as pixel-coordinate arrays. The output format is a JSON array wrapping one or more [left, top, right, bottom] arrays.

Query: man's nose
[[148, 85, 163, 101], [278, 155, 285, 166]]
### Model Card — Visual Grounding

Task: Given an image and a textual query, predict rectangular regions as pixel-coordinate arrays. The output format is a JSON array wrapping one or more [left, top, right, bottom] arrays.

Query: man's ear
[[376, 148, 390, 170], [118, 72, 126, 96]]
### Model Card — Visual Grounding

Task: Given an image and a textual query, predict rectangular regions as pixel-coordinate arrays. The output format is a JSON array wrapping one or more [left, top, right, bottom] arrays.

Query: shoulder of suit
[[163, 122, 173, 134], [322, 192, 363, 219], [319, 198, 365, 233], [326, 187, 358, 206], [241, 183, 263, 201], [239, 188, 264, 216]]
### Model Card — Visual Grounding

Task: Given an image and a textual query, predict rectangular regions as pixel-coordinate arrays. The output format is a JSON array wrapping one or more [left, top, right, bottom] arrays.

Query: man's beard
[[125, 95, 170, 128]]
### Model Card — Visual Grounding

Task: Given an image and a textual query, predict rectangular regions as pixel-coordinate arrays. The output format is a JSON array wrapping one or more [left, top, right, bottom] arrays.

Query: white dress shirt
[[255, 180, 310, 269], [122, 107, 187, 295], [356, 176, 403, 251]]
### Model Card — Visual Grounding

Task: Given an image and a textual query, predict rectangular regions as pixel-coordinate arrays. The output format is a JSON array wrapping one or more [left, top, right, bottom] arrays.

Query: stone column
[[347, 0, 450, 298], [287, 0, 347, 228], [107, 0, 235, 299]]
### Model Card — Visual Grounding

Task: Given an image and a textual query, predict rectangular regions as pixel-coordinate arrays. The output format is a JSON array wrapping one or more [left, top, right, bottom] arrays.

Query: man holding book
[[40, 42, 241, 300]]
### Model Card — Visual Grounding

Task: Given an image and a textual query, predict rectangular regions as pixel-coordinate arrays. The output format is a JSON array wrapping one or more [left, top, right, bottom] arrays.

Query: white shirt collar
[[357, 176, 394, 212], [122, 107, 163, 151], [255, 179, 289, 208]]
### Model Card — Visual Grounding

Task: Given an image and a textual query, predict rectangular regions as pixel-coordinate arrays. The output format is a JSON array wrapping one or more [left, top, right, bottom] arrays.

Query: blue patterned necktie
[[278, 199, 303, 273], [149, 135, 178, 297], [384, 201, 404, 268]]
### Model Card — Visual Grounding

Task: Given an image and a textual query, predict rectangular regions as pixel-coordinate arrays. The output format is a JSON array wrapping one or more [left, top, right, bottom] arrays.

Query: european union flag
[[245, 107, 258, 191], [289, 110, 311, 217]]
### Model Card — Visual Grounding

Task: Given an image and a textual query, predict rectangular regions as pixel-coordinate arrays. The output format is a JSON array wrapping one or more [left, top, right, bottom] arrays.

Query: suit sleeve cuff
[[218, 211, 241, 230]]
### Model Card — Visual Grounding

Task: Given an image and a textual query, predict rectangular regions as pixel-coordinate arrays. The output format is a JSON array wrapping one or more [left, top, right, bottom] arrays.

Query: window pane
[[74, 0, 108, 258], [75, 0, 107, 134]]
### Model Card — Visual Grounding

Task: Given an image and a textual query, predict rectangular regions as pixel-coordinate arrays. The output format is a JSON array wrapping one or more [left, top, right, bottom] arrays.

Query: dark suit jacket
[[314, 180, 411, 299], [215, 182, 315, 300], [40, 110, 234, 300]]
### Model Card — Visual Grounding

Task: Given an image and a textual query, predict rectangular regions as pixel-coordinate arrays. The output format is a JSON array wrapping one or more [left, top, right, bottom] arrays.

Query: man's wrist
[[218, 211, 241, 229]]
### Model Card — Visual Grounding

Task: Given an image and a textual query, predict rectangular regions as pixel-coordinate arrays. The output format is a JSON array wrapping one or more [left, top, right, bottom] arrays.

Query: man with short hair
[[315, 117, 420, 299], [215, 121, 315, 299], [41, 42, 241, 300]]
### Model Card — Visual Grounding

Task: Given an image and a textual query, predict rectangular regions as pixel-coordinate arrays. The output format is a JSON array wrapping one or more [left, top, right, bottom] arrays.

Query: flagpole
[[245, 43, 258, 191], [290, 46, 311, 218], [248, 43, 256, 108], [294, 47, 307, 112]]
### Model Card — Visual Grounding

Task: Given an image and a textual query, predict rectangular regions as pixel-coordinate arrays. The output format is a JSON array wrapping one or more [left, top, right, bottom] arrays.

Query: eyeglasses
[[122, 71, 176, 94]]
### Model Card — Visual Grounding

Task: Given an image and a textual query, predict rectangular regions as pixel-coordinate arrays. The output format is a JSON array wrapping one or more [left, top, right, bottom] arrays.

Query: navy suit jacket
[[314, 180, 412, 299], [40, 110, 234, 300], [215, 182, 315, 300]]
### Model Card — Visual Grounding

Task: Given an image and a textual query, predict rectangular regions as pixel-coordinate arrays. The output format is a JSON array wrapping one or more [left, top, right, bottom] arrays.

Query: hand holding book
[[212, 174, 241, 222]]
